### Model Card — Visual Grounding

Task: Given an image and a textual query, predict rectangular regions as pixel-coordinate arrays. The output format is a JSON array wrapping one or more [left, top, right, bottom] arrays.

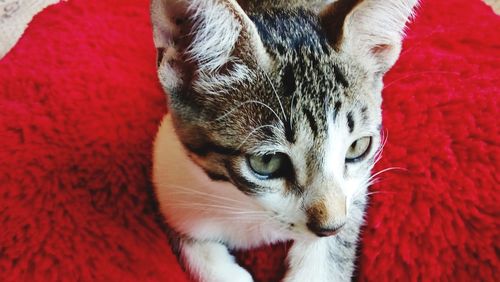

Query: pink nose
[[307, 223, 345, 237]]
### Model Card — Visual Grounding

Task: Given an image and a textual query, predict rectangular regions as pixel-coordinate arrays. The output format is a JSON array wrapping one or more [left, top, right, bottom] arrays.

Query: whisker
[[167, 203, 269, 214], [236, 124, 281, 150], [368, 167, 407, 182], [205, 216, 270, 223], [365, 190, 397, 197], [170, 203, 267, 217], [263, 72, 287, 120], [165, 185, 258, 204], [289, 90, 298, 130], [250, 214, 293, 235], [164, 184, 261, 207], [383, 71, 460, 90], [207, 214, 269, 219], [371, 129, 389, 166], [206, 219, 267, 227], [353, 165, 408, 200], [246, 216, 275, 233], [214, 100, 284, 124]]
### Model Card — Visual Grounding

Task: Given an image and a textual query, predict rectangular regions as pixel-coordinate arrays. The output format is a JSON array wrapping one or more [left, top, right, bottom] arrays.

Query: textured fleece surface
[[0, 0, 498, 281]]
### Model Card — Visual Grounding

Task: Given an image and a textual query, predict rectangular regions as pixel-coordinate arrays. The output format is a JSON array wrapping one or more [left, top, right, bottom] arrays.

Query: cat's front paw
[[182, 240, 253, 282], [282, 238, 353, 282], [194, 262, 252, 282], [214, 263, 253, 282]]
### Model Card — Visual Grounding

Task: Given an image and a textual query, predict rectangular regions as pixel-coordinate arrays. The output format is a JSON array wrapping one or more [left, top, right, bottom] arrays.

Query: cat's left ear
[[319, 0, 418, 75]]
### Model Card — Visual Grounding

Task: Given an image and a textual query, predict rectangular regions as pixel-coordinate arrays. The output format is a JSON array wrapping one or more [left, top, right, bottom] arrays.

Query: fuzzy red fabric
[[0, 0, 498, 281]]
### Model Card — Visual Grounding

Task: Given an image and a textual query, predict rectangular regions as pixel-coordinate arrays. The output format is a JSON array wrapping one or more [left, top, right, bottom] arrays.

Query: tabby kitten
[[151, 0, 417, 281]]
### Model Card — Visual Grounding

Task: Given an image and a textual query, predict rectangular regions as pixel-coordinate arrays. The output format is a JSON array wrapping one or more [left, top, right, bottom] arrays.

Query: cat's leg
[[283, 235, 357, 282], [180, 239, 253, 282]]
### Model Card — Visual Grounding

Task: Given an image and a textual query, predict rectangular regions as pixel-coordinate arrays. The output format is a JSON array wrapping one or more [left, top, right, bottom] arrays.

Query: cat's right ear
[[319, 0, 418, 75], [150, 0, 271, 95]]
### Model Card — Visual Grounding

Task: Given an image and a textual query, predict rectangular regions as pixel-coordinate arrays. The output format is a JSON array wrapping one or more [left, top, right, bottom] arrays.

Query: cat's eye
[[345, 137, 372, 163], [247, 153, 289, 179]]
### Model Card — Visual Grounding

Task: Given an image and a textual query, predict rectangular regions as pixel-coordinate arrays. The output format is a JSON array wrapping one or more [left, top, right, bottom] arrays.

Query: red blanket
[[0, 0, 498, 281]]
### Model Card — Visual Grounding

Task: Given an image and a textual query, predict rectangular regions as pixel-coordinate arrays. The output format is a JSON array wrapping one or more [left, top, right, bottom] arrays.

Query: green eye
[[247, 153, 289, 179], [346, 137, 372, 163]]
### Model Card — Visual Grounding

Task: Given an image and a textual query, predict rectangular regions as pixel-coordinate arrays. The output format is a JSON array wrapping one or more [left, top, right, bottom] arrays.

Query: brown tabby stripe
[[303, 108, 319, 136], [203, 169, 230, 182], [282, 63, 296, 96], [333, 100, 342, 121], [347, 111, 355, 133], [184, 141, 242, 157], [284, 119, 296, 143], [361, 106, 369, 123], [333, 64, 349, 87]]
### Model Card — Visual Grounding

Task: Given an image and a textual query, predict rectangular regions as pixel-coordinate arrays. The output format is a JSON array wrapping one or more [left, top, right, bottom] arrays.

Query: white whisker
[[167, 202, 268, 214], [373, 129, 389, 166], [384, 71, 460, 90], [364, 190, 395, 197], [214, 100, 284, 125], [165, 185, 256, 207], [289, 90, 298, 130], [369, 166, 407, 182], [263, 72, 287, 120], [236, 124, 281, 150]]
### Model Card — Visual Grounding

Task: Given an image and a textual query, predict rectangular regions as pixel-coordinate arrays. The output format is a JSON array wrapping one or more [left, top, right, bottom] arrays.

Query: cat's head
[[151, 0, 417, 238]]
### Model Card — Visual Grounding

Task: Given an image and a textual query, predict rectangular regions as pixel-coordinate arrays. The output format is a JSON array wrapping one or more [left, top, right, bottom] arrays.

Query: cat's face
[[152, 0, 416, 237]]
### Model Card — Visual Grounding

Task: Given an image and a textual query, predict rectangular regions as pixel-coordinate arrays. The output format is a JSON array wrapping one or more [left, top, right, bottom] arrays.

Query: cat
[[150, 0, 418, 281]]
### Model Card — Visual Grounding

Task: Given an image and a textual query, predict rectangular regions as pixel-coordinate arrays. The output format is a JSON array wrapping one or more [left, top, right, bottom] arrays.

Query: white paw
[[182, 240, 253, 282], [207, 263, 253, 282]]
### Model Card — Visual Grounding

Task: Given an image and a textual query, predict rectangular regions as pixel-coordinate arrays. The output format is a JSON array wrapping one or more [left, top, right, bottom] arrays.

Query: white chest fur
[[152, 114, 291, 249]]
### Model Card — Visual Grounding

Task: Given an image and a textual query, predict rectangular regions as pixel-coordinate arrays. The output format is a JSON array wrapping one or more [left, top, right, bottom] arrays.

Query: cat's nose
[[305, 194, 347, 237], [307, 222, 345, 237]]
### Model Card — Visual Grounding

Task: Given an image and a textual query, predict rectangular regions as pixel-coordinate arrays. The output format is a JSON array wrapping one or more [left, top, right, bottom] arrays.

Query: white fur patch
[[153, 115, 291, 248], [283, 239, 331, 282], [182, 241, 253, 282]]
